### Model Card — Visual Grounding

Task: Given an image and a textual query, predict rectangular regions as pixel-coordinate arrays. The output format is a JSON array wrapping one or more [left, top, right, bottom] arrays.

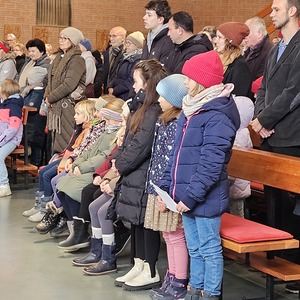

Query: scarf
[[147, 24, 168, 52], [47, 46, 83, 133], [182, 84, 225, 117]]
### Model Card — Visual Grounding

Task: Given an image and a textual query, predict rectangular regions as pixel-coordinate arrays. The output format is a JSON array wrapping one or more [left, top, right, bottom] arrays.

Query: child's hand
[[93, 175, 102, 186], [73, 166, 81, 175], [156, 196, 168, 212], [176, 201, 190, 213]]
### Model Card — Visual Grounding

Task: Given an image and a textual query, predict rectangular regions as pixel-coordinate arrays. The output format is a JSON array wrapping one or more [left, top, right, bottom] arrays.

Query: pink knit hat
[[182, 50, 224, 88], [218, 22, 250, 47]]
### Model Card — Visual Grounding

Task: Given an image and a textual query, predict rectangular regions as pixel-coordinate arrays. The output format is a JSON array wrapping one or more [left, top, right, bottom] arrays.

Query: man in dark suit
[[252, 0, 300, 293]]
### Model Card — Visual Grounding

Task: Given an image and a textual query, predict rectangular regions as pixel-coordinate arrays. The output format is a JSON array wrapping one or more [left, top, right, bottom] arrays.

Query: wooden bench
[[6, 106, 38, 189], [222, 146, 300, 299]]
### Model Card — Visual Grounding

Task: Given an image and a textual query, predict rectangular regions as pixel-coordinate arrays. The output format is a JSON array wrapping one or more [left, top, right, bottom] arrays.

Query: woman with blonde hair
[[214, 22, 252, 97]]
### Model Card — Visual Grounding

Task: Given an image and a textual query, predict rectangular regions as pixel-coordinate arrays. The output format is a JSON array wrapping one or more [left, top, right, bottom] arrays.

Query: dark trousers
[[261, 140, 300, 263], [133, 224, 160, 277], [79, 183, 102, 221]]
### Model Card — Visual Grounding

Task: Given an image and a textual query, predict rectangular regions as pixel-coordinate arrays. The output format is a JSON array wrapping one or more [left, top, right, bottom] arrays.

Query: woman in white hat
[[45, 27, 86, 154], [107, 31, 145, 100]]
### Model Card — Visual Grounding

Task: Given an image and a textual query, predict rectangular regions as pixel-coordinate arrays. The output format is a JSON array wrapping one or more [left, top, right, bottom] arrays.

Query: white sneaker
[[23, 207, 40, 217], [28, 211, 45, 222], [0, 184, 12, 197]]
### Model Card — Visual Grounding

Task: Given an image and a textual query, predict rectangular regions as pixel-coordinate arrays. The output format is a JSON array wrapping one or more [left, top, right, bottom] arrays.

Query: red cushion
[[250, 181, 264, 191], [220, 213, 293, 243]]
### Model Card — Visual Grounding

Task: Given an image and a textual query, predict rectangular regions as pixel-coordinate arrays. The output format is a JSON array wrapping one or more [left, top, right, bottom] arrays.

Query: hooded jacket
[[166, 33, 213, 73], [160, 95, 240, 217], [0, 94, 24, 147]]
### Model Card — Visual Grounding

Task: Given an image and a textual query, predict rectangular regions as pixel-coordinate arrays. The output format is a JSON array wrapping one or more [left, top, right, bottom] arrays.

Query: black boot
[[185, 286, 202, 300], [114, 221, 131, 257], [35, 211, 60, 234], [72, 238, 103, 267], [83, 244, 117, 276], [57, 218, 90, 251], [50, 213, 68, 237]]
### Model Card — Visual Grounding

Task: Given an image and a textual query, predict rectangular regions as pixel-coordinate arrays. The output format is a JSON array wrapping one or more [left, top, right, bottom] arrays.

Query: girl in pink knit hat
[[159, 50, 240, 300]]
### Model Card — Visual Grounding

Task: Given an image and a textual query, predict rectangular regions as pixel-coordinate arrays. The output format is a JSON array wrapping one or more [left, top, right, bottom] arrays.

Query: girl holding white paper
[[144, 74, 189, 300]]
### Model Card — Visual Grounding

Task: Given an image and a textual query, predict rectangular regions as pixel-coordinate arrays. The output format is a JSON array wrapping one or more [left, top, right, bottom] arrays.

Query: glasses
[[58, 36, 69, 41], [6, 39, 14, 42], [125, 40, 134, 46], [109, 34, 122, 38]]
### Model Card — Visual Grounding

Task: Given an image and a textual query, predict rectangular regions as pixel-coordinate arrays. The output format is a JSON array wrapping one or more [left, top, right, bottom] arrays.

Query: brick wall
[[0, 0, 273, 51]]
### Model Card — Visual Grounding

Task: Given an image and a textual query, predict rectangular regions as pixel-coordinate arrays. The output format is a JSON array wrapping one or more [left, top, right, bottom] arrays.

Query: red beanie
[[251, 76, 263, 95], [218, 22, 250, 47], [0, 42, 9, 53], [182, 50, 224, 88]]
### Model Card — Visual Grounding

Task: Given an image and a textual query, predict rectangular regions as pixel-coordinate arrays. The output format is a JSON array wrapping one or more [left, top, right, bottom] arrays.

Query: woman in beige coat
[[45, 27, 86, 153]]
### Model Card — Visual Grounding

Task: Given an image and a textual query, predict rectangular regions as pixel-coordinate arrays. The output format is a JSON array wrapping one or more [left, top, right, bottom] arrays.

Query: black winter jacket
[[166, 34, 213, 73], [115, 93, 162, 225]]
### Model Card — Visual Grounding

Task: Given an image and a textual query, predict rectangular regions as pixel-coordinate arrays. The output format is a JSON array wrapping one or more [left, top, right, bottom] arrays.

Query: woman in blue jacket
[[160, 51, 240, 300]]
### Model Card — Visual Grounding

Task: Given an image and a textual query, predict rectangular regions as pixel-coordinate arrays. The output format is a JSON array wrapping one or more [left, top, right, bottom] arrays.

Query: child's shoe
[[23, 191, 44, 217], [149, 270, 174, 298], [0, 184, 11, 197]]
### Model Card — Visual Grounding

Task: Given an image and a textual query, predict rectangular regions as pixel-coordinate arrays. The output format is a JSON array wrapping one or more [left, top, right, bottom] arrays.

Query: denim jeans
[[182, 214, 223, 297], [38, 159, 60, 196], [0, 141, 17, 185]]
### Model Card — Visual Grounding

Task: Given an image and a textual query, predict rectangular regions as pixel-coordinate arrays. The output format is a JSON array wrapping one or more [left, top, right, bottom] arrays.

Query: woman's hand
[[156, 196, 168, 212], [93, 175, 102, 186]]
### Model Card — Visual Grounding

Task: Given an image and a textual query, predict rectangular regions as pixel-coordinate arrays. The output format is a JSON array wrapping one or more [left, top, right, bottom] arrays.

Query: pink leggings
[[162, 227, 189, 279]]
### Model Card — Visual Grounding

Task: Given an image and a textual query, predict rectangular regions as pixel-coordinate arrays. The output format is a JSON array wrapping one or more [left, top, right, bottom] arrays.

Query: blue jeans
[[182, 214, 223, 297], [0, 141, 17, 185], [38, 159, 60, 196]]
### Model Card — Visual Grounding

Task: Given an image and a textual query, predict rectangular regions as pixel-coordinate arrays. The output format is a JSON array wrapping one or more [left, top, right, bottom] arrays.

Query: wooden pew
[[222, 146, 300, 300], [6, 106, 38, 189]]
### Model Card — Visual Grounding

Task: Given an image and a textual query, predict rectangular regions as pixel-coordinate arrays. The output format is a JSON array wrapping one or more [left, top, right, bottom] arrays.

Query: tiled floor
[[0, 186, 299, 300]]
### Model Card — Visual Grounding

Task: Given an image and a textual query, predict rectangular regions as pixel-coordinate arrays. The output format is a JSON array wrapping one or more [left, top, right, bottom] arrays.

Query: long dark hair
[[130, 59, 167, 134]]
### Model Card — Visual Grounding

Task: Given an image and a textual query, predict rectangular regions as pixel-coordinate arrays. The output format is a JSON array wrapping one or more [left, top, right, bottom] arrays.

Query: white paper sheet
[[152, 183, 178, 213]]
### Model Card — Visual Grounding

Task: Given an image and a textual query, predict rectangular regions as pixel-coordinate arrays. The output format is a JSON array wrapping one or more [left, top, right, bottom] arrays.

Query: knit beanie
[[156, 74, 188, 108], [60, 27, 84, 46], [80, 38, 92, 51], [28, 66, 48, 86], [126, 31, 145, 48], [217, 22, 250, 47], [182, 50, 224, 88], [92, 97, 108, 111], [0, 42, 9, 53], [101, 108, 122, 122]]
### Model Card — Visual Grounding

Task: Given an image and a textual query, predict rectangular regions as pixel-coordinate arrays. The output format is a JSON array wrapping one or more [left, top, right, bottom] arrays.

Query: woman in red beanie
[[214, 22, 252, 98], [159, 50, 240, 300]]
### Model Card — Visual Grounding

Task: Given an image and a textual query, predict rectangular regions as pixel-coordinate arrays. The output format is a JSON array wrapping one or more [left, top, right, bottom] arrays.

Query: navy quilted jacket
[[160, 95, 240, 217]]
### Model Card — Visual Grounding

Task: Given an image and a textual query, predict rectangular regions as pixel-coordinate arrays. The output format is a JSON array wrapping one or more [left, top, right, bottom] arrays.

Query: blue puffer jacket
[[160, 95, 240, 218]]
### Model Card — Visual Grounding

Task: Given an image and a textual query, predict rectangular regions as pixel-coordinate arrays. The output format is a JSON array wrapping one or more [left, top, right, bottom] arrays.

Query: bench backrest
[[228, 147, 300, 194]]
